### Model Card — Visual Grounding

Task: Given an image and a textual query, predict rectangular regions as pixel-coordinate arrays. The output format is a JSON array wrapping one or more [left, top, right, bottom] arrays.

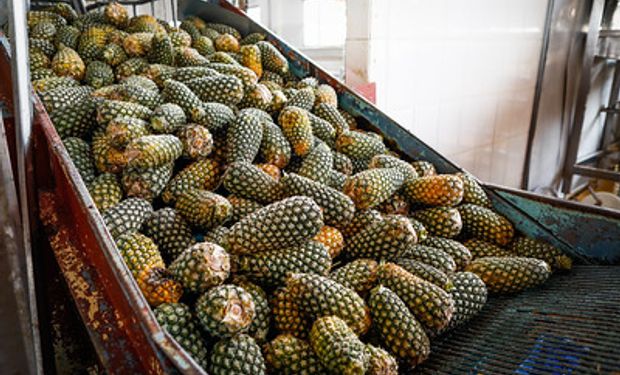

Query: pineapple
[[206, 23, 242, 39], [169, 29, 192, 48], [465, 257, 551, 294], [240, 44, 262, 77], [97, 100, 153, 125], [173, 66, 220, 82], [30, 38, 57, 57], [142, 208, 194, 263], [329, 259, 379, 295], [367, 285, 431, 366], [121, 163, 173, 201], [127, 15, 164, 34], [209, 51, 241, 65], [162, 158, 221, 203], [336, 130, 387, 160], [401, 245, 457, 274], [28, 11, 67, 29], [228, 195, 264, 223], [287, 273, 371, 335], [103, 1, 129, 29], [148, 32, 175, 65], [175, 46, 210, 67], [222, 162, 283, 204], [376, 192, 410, 216], [209, 334, 267, 375], [297, 143, 333, 184], [365, 344, 398, 375], [176, 124, 213, 159], [422, 236, 473, 270], [214, 33, 240, 52], [377, 263, 454, 332], [340, 209, 383, 238], [271, 287, 310, 338], [63, 137, 96, 185], [288, 87, 316, 111], [44, 3, 77, 23], [103, 198, 153, 239], [179, 20, 202, 41], [153, 303, 209, 369], [175, 189, 232, 230], [115, 232, 182, 306], [313, 103, 349, 135], [508, 237, 572, 271], [78, 26, 108, 61], [343, 168, 405, 209], [458, 203, 515, 246], [150, 103, 187, 134], [309, 113, 337, 149], [411, 160, 437, 177], [169, 242, 230, 293], [240, 32, 266, 45], [463, 238, 512, 259], [226, 110, 263, 163], [339, 109, 358, 129], [240, 83, 273, 111], [88, 173, 123, 214], [32, 76, 79, 92], [186, 75, 245, 106], [194, 102, 236, 131], [233, 278, 270, 343], [412, 206, 462, 238], [123, 32, 154, 57], [281, 173, 355, 227], [161, 79, 206, 122], [369, 154, 418, 180], [54, 25, 80, 50], [51, 44, 85, 80], [125, 135, 183, 169], [30, 49, 50, 71], [278, 106, 313, 157], [392, 258, 451, 290], [264, 334, 326, 375], [403, 174, 464, 207], [313, 225, 345, 259], [193, 36, 216, 56], [106, 83, 163, 109], [102, 44, 129, 66], [195, 284, 255, 337], [91, 131, 127, 174], [106, 116, 149, 148], [49, 98, 97, 139], [309, 316, 369, 374], [84, 61, 114, 89], [346, 215, 417, 260], [313, 84, 338, 107], [204, 226, 231, 248], [236, 241, 331, 287], [457, 172, 492, 208], [445, 272, 487, 330], [409, 218, 429, 243], [259, 121, 292, 168], [225, 196, 323, 255], [256, 41, 288, 74]]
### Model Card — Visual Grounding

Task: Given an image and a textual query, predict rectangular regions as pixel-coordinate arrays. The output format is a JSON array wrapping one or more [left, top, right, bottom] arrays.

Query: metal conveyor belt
[[416, 265, 620, 374]]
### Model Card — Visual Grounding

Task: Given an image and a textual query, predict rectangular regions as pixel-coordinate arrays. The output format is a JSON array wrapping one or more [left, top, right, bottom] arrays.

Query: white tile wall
[[346, 0, 549, 187]]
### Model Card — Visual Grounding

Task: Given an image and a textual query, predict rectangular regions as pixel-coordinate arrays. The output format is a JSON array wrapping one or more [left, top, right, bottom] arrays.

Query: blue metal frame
[[177, 0, 620, 264]]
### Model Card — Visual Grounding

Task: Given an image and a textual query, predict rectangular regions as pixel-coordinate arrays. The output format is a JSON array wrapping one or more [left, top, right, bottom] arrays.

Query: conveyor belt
[[416, 265, 620, 374]]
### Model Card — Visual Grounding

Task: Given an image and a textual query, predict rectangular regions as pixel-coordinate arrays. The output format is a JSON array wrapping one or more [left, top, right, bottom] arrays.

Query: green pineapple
[[377, 263, 454, 333], [329, 259, 379, 295], [196, 284, 255, 337], [240, 32, 266, 45], [365, 344, 398, 375], [123, 75, 159, 91], [308, 112, 336, 148], [209, 63, 258, 87], [236, 241, 331, 287], [193, 36, 216, 56], [51, 44, 85, 80], [457, 172, 492, 208], [287, 87, 316, 111], [28, 10, 67, 29], [169, 29, 192, 48], [124, 135, 182, 169], [62, 137, 96, 184], [106, 116, 149, 148], [175, 46, 210, 67], [173, 66, 220, 82], [30, 21, 57, 41], [458, 203, 515, 246], [403, 174, 464, 207], [345, 215, 417, 260], [161, 79, 206, 122], [233, 278, 270, 343], [121, 163, 173, 201], [91, 131, 127, 174], [264, 334, 326, 375], [176, 124, 213, 159], [256, 41, 288, 74], [297, 143, 333, 184], [340, 209, 382, 238], [259, 121, 291, 168], [393, 257, 452, 292], [225, 196, 323, 255], [107, 84, 163, 109], [148, 31, 175, 65], [421, 236, 473, 270], [50, 98, 97, 139], [278, 106, 314, 157], [367, 285, 430, 367], [309, 316, 369, 374], [288, 273, 371, 335], [88, 173, 123, 213], [44, 3, 78, 23], [222, 162, 283, 204], [115, 57, 149, 80], [369, 154, 417, 180], [411, 160, 437, 177], [30, 49, 50, 71], [214, 33, 240, 53], [412, 206, 463, 238], [508, 237, 572, 271], [175, 189, 232, 230], [463, 238, 512, 259], [150, 103, 187, 134], [209, 51, 240, 65], [343, 168, 405, 209], [226, 110, 263, 163], [271, 287, 310, 338], [169, 242, 230, 293], [102, 43, 129, 66], [32, 76, 79, 92], [30, 38, 57, 57], [162, 158, 221, 203], [84, 61, 114, 89], [209, 334, 267, 375], [315, 84, 338, 107], [240, 83, 273, 111], [205, 23, 242, 39], [97, 100, 153, 125], [127, 15, 164, 34], [445, 272, 487, 330], [194, 102, 236, 131], [409, 218, 429, 243], [143, 64, 176, 87], [103, 1, 129, 28], [30, 68, 54, 81], [142, 208, 195, 263], [78, 26, 108, 61], [186, 75, 245, 106], [336, 130, 387, 160], [54, 25, 80, 50], [115, 232, 182, 306], [204, 226, 231, 247], [153, 303, 209, 369], [313, 103, 349, 134], [228, 195, 263, 223], [103, 198, 153, 239], [465, 256, 551, 294], [281, 173, 355, 227], [401, 244, 457, 274]]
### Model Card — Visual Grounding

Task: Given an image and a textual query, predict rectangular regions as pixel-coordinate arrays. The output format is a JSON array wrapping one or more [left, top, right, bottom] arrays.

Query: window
[[303, 0, 346, 47]]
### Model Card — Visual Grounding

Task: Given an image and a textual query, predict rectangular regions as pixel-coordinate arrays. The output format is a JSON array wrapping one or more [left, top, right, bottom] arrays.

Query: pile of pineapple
[[23, 3, 573, 374]]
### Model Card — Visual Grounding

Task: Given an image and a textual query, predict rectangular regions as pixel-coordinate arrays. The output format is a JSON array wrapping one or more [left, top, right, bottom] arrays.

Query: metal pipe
[[8, 0, 42, 373]]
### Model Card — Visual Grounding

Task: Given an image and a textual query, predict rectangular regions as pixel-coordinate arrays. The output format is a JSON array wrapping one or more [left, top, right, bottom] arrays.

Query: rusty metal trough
[[2, 0, 620, 373]]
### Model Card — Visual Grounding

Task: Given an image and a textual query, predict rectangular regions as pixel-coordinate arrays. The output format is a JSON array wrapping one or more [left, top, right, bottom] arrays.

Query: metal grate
[[416, 266, 620, 374]]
